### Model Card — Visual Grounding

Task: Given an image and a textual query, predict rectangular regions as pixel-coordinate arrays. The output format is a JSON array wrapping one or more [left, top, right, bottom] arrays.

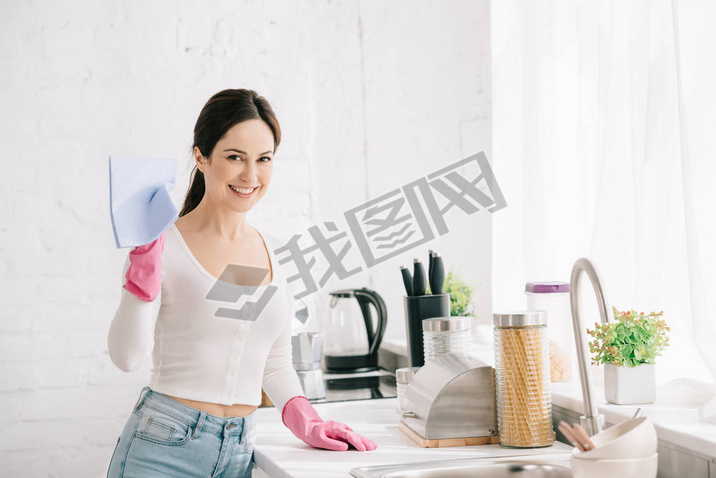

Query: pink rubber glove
[[281, 396, 377, 451], [123, 232, 165, 302]]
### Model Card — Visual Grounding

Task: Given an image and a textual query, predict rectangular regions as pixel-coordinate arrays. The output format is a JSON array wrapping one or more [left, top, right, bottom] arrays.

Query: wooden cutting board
[[399, 421, 500, 448]]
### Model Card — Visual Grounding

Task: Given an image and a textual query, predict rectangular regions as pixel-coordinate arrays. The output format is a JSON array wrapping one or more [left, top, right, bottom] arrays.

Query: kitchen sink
[[350, 457, 572, 478]]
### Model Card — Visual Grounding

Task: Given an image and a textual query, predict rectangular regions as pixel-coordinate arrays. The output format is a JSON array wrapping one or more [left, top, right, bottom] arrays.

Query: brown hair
[[179, 89, 282, 217]]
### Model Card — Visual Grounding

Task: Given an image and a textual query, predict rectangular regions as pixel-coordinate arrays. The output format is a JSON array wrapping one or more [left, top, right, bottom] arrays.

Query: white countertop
[[253, 338, 716, 477], [253, 397, 573, 478]]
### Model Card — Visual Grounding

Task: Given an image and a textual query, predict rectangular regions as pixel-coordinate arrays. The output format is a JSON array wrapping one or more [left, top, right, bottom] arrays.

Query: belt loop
[[132, 386, 151, 412], [192, 411, 206, 439]]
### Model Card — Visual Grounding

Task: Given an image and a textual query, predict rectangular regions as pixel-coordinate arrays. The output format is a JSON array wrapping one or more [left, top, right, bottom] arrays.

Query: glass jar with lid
[[525, 281, 574, 383], [395, 366, 421, 415], [493, 310, 554, 448], [422, 316, 471, 363]]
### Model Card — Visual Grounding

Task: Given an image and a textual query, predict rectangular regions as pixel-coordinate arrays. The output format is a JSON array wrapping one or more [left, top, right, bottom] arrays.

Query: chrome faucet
[[570, 258, 609, 436]]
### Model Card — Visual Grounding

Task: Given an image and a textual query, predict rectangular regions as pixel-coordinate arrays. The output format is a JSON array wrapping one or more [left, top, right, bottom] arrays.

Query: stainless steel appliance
[[323, 288, 387, 374], [291, 332, 326, 400], [400, 353, 497, 441]]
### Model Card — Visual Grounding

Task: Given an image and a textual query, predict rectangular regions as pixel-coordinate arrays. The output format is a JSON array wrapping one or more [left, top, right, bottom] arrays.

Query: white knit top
[[107, 223, 305, 411]]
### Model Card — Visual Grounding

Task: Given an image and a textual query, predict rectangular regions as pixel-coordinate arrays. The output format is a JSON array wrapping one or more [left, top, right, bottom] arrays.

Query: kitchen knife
[[430, 252, 445, 295], [427, 249, 434, 292], [412, 259, 426, 296], [400, 265, 414, 297]]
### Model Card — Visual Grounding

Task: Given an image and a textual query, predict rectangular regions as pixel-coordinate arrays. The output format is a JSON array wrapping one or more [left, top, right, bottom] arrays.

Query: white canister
[[525, 282, 574, 383]]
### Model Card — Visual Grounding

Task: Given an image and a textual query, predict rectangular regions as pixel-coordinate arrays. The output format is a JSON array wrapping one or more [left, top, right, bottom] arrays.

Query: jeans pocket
[[241, 416, 257, 453], [133, 406, 194, 446]]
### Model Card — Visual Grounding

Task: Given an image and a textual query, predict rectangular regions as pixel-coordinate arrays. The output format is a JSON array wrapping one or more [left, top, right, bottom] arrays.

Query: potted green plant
[[587, 307, 670, 404], [434, 267, 478, 357], [442, 268, 476, 317]]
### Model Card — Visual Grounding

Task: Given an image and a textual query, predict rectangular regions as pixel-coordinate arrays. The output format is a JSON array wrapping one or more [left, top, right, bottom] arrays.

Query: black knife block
[[403, 293, 450, 367]]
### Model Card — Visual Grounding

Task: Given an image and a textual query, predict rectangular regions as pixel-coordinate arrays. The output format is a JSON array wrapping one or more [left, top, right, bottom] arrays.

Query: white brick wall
[[0, 1, 490, 476]]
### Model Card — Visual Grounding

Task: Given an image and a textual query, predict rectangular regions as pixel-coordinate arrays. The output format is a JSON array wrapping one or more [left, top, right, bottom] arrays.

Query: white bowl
[[571, 452, 658, 478], [573, 417, 657, 460]]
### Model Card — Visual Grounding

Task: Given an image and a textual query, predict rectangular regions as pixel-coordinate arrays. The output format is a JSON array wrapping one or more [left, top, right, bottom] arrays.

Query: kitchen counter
[[252, 397, 573, 478]]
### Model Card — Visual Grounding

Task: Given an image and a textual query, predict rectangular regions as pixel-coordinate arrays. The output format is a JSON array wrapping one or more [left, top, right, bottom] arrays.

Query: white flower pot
[[604, 363, 656, 404]]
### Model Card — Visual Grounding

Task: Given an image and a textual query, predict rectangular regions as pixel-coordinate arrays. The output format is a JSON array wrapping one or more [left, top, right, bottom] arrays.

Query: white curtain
[[491, 0, 716, 397]]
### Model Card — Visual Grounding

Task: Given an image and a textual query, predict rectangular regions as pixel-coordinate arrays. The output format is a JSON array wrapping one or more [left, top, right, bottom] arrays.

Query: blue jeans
[[106, 386, 257, 478]]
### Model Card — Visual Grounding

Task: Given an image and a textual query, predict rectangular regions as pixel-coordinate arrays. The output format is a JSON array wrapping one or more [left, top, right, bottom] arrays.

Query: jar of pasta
[[493, 311, 554, 448]]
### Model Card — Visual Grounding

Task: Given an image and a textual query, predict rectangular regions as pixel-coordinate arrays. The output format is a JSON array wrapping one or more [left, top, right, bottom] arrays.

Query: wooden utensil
[[572, 424, 597, 451], [558, 421, 583, 451]]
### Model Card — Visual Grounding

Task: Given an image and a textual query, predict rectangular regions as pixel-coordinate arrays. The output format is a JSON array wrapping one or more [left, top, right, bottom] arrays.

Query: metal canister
[[493, 311, 553, 448], [395, 366, 421, 416]]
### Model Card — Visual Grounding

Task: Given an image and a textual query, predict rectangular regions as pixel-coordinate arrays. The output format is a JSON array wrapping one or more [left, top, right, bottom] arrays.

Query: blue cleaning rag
[[109, 155, 179, 249]]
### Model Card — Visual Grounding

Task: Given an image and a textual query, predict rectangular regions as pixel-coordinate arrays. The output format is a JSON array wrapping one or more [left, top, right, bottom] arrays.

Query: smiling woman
[[107, 89, 376, 478], [192, 118, 274, 213], [180, 89, 281, 219]]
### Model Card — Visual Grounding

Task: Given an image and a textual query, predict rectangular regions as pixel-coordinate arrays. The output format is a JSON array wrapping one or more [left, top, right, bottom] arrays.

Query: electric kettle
[[323, 288, 387, 373]]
